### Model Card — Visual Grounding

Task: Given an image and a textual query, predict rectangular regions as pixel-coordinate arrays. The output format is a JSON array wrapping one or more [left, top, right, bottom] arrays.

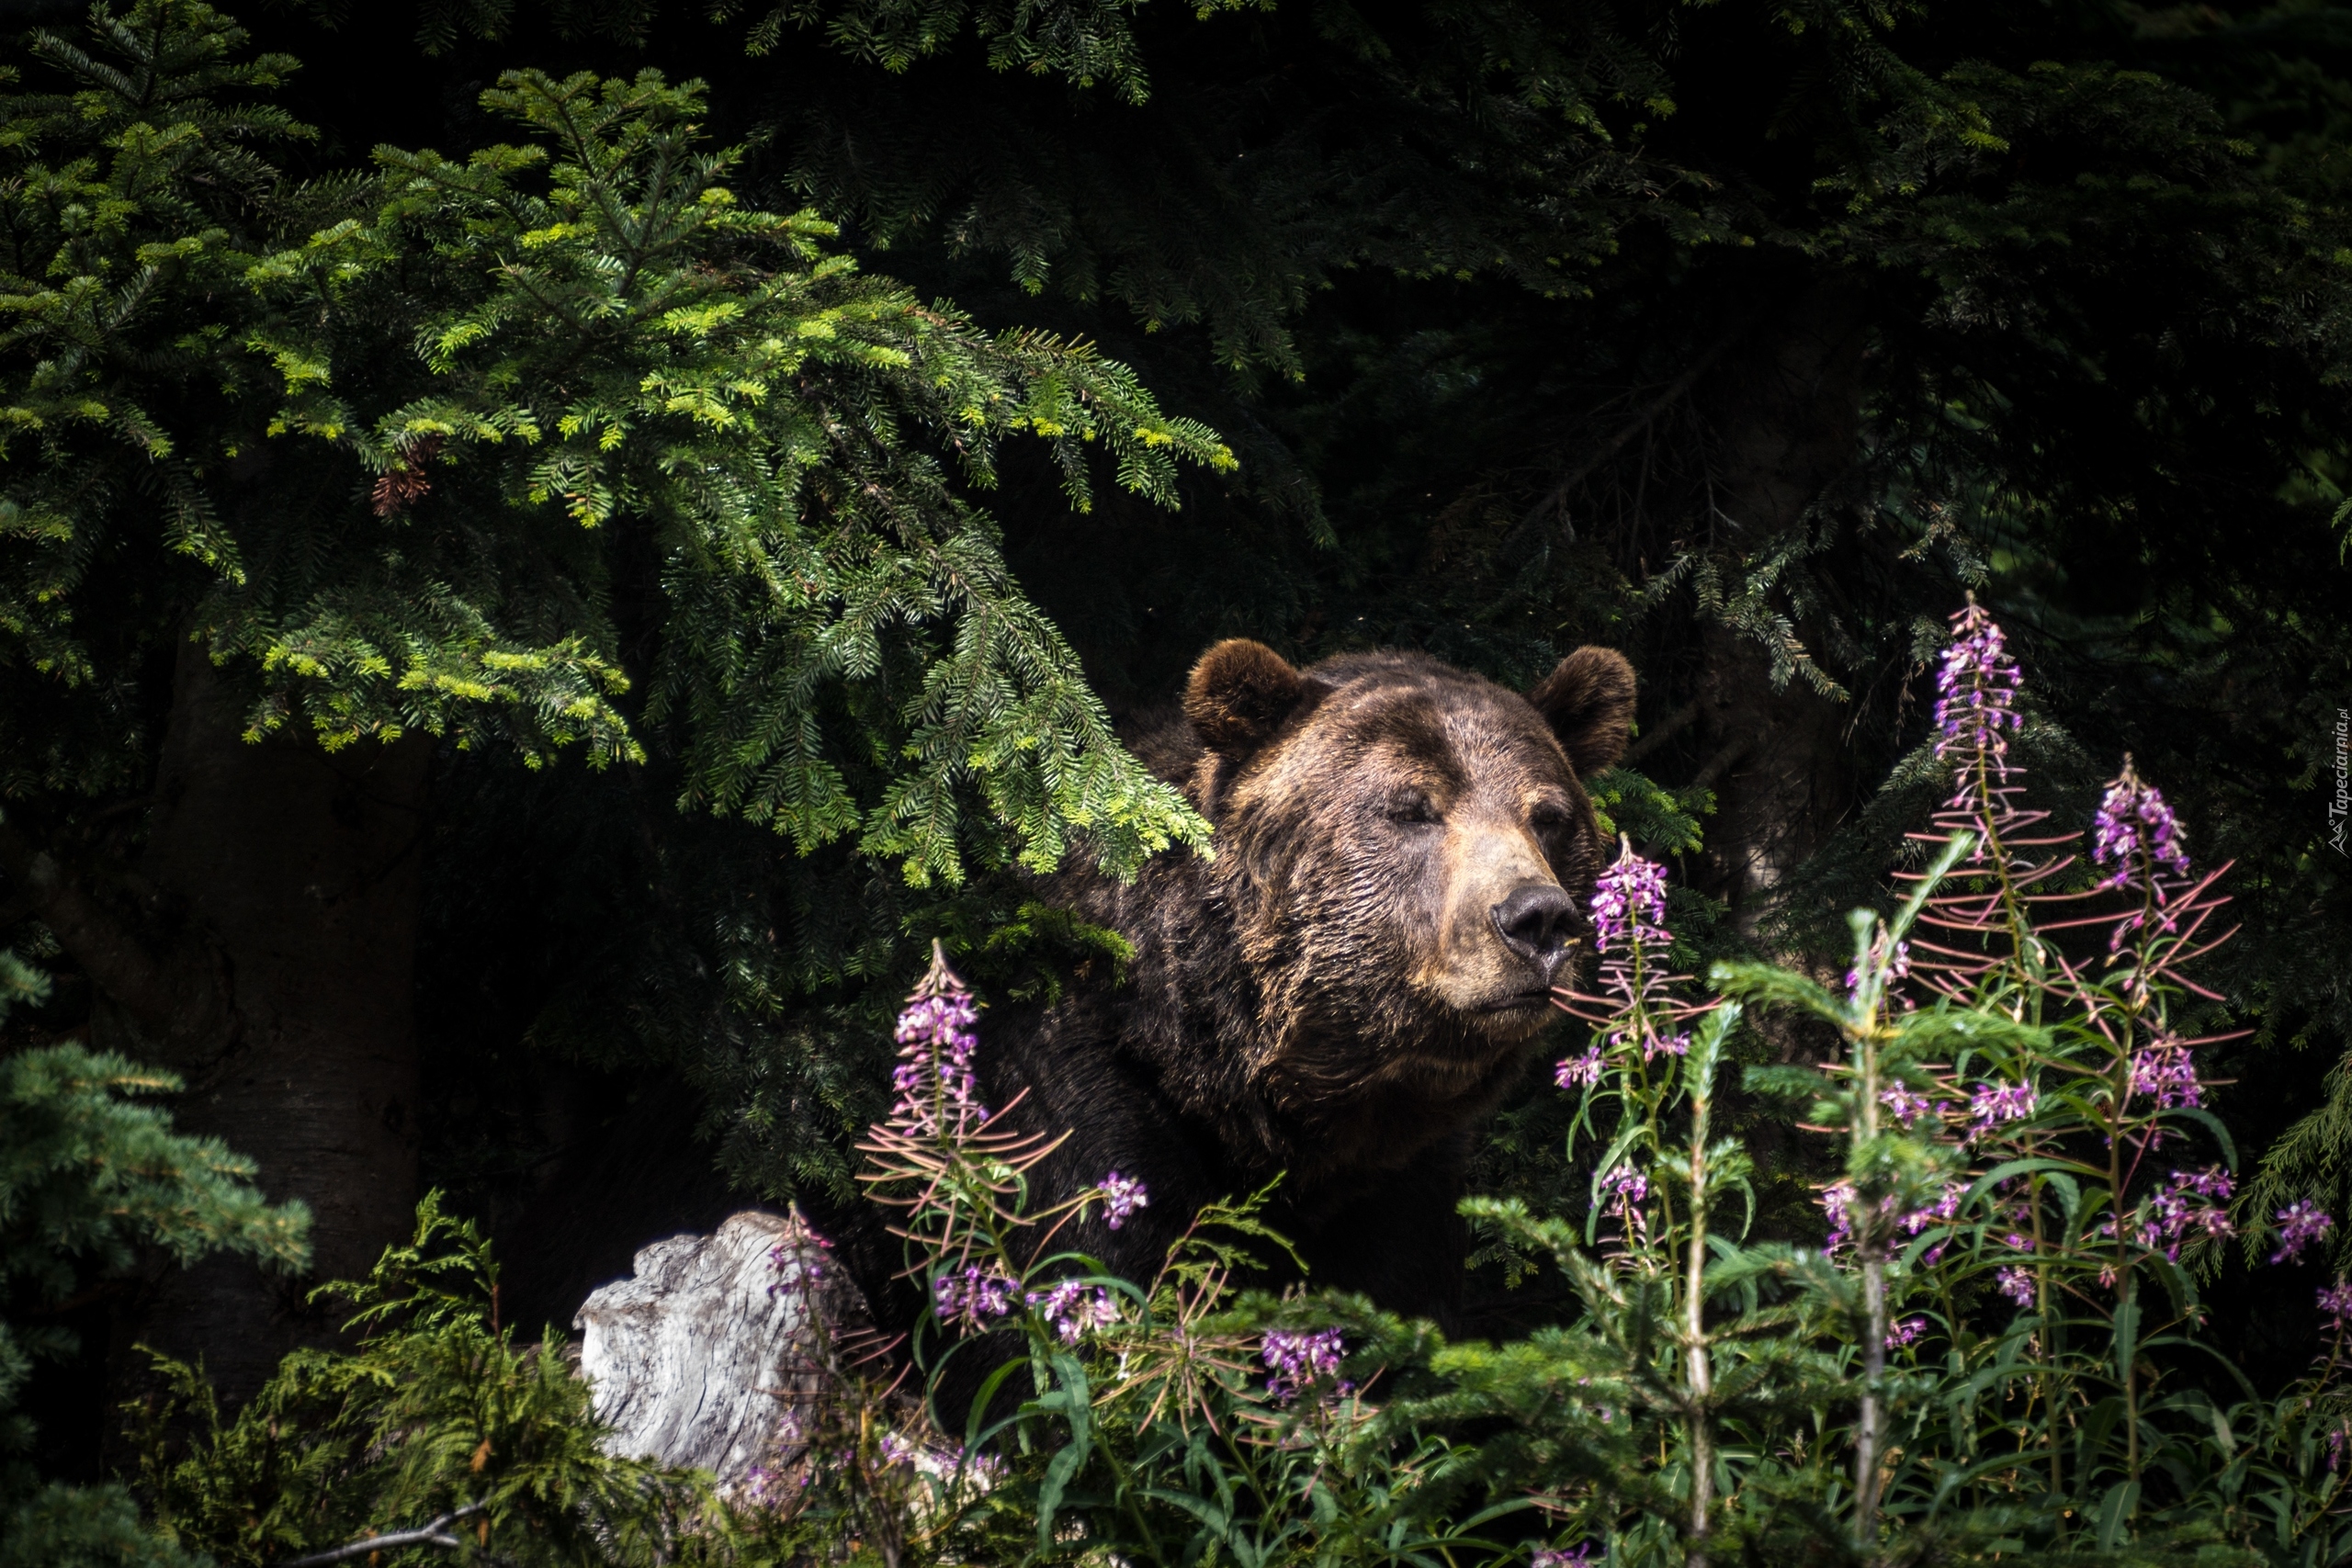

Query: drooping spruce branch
[[0, 6, 1233, 889]]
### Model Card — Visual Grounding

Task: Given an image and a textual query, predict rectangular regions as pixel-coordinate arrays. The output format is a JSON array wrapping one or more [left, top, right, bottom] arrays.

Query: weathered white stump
[[573, 1210, 843, 1486]]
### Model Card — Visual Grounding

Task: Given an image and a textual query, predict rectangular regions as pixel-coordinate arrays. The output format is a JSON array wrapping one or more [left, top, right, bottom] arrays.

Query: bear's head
[[1179, 640, 1635, 1159]]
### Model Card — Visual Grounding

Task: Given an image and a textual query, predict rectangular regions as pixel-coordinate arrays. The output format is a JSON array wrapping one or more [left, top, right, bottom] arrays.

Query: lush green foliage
[[0, 0, 1228, 885], [137, 1196, 722, 1566], [0, 947, 307, 1568]]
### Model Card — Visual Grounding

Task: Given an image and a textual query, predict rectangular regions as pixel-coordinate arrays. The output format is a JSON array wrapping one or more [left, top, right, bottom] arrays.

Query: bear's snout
[[1413, 810, 1584, 1034], [1490, 883, 1579, 979]]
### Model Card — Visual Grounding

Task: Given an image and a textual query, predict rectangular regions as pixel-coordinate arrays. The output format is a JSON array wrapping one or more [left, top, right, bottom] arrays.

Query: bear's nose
[[1491, 884, 1580, 976]]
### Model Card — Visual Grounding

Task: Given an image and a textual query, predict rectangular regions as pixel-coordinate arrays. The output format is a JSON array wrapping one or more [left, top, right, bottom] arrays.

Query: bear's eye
[[1385, 790, 1442, 827], [1529, 799, 1575, 831]]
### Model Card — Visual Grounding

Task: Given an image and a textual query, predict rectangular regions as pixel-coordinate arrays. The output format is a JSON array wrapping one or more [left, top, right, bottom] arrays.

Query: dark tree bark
[[1686, 282, 1871, 940], [79, 649, 435, 1401]]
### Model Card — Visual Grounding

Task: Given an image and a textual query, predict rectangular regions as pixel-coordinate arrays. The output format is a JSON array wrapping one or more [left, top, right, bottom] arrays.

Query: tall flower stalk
[[1720, 602, 2312, 1552], [1543, 844, 1746, 1568]]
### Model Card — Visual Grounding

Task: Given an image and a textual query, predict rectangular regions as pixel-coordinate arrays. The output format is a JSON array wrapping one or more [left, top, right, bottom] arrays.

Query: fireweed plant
[[814, 605, 2352, 1568], [848, 942, 1523, 1565], [1405, 601, 2352, 1566]]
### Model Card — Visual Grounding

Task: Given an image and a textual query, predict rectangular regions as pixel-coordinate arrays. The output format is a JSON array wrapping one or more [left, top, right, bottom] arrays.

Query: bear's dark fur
[[828, 640, 1636, 1342]]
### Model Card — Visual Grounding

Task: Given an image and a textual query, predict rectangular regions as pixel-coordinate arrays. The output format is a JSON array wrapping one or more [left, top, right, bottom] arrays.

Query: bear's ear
[[1528, 647, 1637, 776], [1184, 639, 1323, 757]]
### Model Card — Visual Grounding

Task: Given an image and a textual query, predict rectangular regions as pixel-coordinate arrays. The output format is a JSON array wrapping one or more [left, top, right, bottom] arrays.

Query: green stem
[[2108, 1090, 2140, 1488], [1686, 1066, 1714, 1568], [2030, 1188, 2058, 1498], [1855, 1012, 1885, 1554]]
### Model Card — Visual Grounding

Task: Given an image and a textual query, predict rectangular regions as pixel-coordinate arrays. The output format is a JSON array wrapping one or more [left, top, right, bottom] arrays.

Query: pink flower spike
[[1100, 1170, 1148, 1230], [2129, 1044, 2202, 1111], [1881, 1084, 1931, 1127], [1933, 602, 2025, 802], [1555, 1045, 1604, 1089], [2273, 1200, 2335, 1265], [933, 1264, 1016, 1329], [2319, 1280, 2352, 1329], [1589, 838, 1670, 954], [1996, 1266, 2037, 1308], [1027, 1279, 1120, 1343], [2092, 756, 2192, 892], [1967, 1080, 2037, 1141], [1261, 1327, 1345, 1404]]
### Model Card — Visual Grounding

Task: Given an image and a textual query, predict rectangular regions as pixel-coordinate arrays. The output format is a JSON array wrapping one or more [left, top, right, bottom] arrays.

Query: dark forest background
[[6, 0, 2352, 1484]]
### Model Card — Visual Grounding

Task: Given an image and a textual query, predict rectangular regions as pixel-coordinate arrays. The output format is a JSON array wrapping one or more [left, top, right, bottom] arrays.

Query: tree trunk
[[101, 647, 434, 1402], [1689, 281, 1870, 940]]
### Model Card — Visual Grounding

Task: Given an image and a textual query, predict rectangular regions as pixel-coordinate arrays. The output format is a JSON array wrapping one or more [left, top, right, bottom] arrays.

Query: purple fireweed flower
[[1823, 1184, 1905, 1255], [766, 1230, 833, 1295], [1555, 1045, 1604, 1089], [1934, 602, 2025, 801], [2093, 757, 2191, 892], [1606, 1024, 1690, 1062], [2100, 1167, 2233, 1260], [1027, 1279, 1119, 1344], [2151, 1167, 2233, 1258], [1967, 1080, 2037, 1140], [1575, 838, 1704, 1064], [1901, 1183, 1967, 1237], [1100, 1170, 1148, 1230], [1532, 1546, 1596, 1568], [889, 978, 987, 1138], [1846, 939, 1913, 995], [1996, 1266, 2037, 1308], [2319, 1280, 2352, 1330], [1822, 1181, 1858, 1252], [1590, 839, 1670, 954], [1600, 1166, 1651, 1239], [2274, 1200, 2335, 1265], [1885, 1316, 1928, 1349], [1881, 1084, 1931, 1127], [1262, 1327, 1346, 1404], [1601, 1167, 1650, 1207], [933, 1265, 1016, 1328], [2129, 1044, 2202, 1111]]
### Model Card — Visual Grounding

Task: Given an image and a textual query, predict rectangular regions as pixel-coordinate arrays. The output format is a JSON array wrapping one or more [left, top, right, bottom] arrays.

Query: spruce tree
[[0, 938, 307, 1566], [0, 0, 1227, 1395]]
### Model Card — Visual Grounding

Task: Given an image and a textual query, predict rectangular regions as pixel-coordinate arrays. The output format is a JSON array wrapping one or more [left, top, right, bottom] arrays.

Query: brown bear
[[873, 638, 1639, 1332]]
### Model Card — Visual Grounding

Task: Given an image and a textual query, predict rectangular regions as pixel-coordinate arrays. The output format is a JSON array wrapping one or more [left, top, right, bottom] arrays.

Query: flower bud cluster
[[1586, 839, 1689, 1062], [2127, 1044, 2202, 1111], [1261, 1327, 1348, 1404], [890, 986, 986, 1139], [1933, 601, 2024, 803], [934, 1263, 1016, 1328], [1100, 1169, 1148, 1230], [2092, 758, 2191, 892], [2274, 1200, 2335, 1265], [1026, 1279, 1120, 1344]]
